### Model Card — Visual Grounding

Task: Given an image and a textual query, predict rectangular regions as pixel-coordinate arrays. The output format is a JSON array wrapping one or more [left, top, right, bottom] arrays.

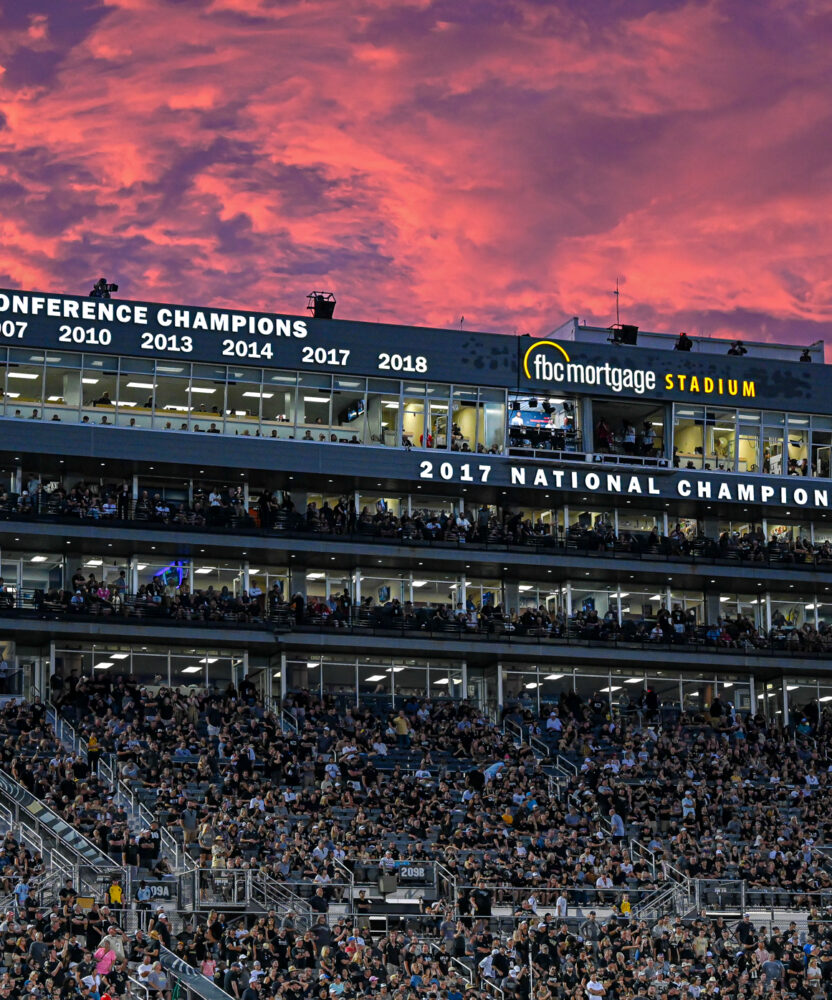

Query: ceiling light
[[307, 661, 319, 669], [199, 657, 218, 664], [81, 378, 99, 385], [434, 678, 450, 686], [195, 567, 215, 574], [111, 653, 129, 660], [306, 572, 325, 580], [601, 686, 622, 693], [84, 560, 103, 567], [8, 372, 40, 380], [364, 674, 385, 682], [136, 563, 148, 570], [524, 682, 540, 689], [544, 673, 564, 681], [181, 666, 203, 674], [29, 556, 48, 563], [47, 396, 63, 402], [411, 580, 427, 587], [94, 662, 113, 670], [188, 387, 216, 394], [625, 678, 644, 684], [126, 382, 157, 389], [518, 585, 533, 592], [242, 392, 274, 399], [304, 396, 330, 403]]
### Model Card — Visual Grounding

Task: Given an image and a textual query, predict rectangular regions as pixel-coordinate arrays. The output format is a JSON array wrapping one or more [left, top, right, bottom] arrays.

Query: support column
[[242, 482, 250, 509], [128, 557, 139, 596], [765, 592, 772, 631], [782, 677, 790, 728], [663, 511, 670, 536], [705, 591, 721, 626], [13, 466, 22, 494], [566, 582, 573, 619], [280, 652, 287, 701], [131, 475, 139, 502], [242, 561, 250, 593], [497, 662, 504, 714]]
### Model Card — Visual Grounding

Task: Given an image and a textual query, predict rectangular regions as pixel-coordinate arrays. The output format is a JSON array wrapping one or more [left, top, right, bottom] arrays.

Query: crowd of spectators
[[0, 480, 830, 573], [4, 681, 832, 1000]]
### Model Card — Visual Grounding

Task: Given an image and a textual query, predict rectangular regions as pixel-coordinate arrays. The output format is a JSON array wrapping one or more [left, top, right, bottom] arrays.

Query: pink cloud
[[0, 0, 828, 351]]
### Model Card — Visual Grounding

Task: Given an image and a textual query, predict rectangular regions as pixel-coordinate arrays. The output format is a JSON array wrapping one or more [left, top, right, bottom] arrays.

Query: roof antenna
[[459, 315, 465, 329], [613, 277, 620, 326]]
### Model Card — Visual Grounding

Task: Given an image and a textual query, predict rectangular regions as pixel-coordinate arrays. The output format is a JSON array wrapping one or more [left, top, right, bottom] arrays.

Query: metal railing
[[48, 701, 184, 871], [158, 945, 235, 1000], [3, 497, 829, 574]]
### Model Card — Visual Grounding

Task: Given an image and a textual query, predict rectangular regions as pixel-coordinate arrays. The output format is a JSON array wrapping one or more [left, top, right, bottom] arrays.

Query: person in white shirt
[[585, 976, 605, 999], [555, 892, 568, 919], [546, 711, 563, 732]]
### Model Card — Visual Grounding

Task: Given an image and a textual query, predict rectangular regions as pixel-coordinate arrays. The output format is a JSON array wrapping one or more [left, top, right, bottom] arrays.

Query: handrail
[[50, 701, 184, 871], [280, 709, 299, 734], [430, 942, 472, 983], [434, 861, 458, 909], [158, 945, 236, 1000], [0, 768, 120, 874]]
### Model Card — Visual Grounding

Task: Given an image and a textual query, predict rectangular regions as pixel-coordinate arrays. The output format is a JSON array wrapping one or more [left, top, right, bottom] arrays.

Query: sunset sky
[[0, 0, 830, 347]]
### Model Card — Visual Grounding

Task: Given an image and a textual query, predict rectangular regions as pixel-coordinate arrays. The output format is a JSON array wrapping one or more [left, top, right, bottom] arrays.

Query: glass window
[[786, 415, 810, 476], [705, 407, 735, 471], [365, 381, 400, 447], [402, 393, 426, 448], [480, 388, 506, 454], [225, 366, 261, 437], [117, 364, 155, 428], [592, 399, 664, 457], [153, 368, 191, 431], [80, 356, 117, 428], [508, 394, 579, 453], [297, 372, 332, 436], [769, 592, 805, 629], [673, 405, 704, 469], [450, 387, 478, 453], [811, 427, 832, 478], [719, 592, 765, 629], [261, 370, 298, 440], [763, 412, 785, 475], [736, 411, 761, 473], [5, 349, 44, 421], [330, 377, 366, 444], [43, 355, 82, 424]]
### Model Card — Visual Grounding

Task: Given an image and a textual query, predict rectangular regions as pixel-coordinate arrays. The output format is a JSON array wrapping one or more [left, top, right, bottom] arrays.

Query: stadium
[[0, 287, 829, 1000]]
